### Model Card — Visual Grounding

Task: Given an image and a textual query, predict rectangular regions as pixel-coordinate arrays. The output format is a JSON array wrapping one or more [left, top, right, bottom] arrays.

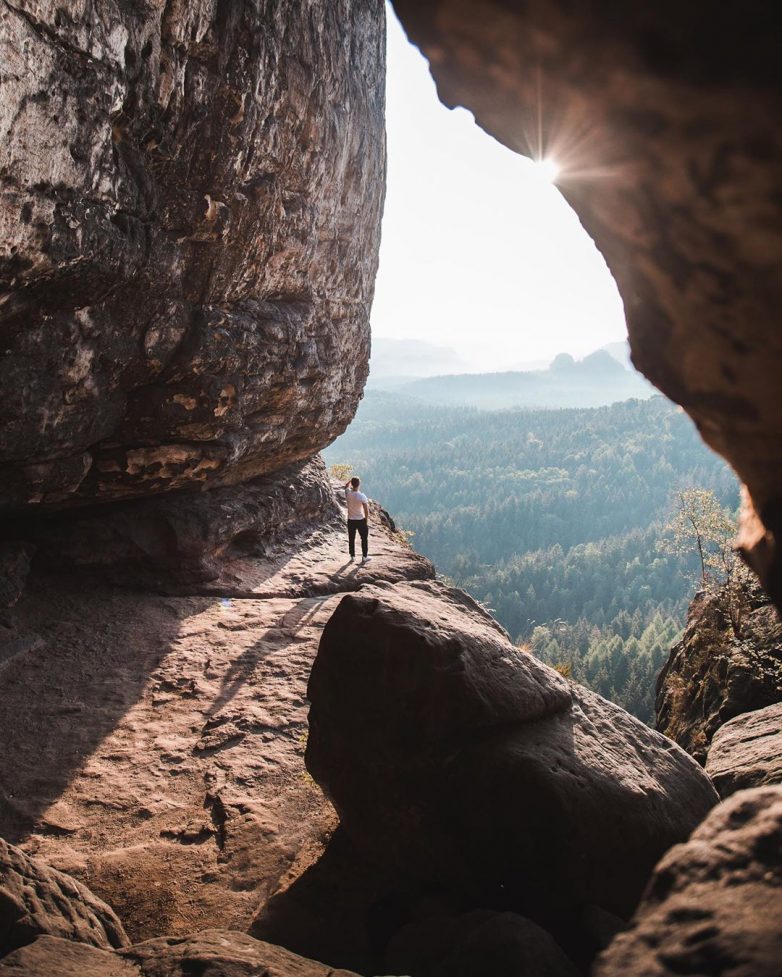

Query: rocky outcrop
[[656, 585, 782, 762], [306, 581, 717, 931], [0, 930, 362, 976], [391, 0, 782, 611], [0, 0, 385, 512], [0, 837, 128, 957], [593, 786, 782, 977], [705, 702, 782, 797], [11, 457, 339, 588]]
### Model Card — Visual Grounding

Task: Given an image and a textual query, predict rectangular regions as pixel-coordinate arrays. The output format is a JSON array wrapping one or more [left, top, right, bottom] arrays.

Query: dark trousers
[[348, 518, 369, 558]]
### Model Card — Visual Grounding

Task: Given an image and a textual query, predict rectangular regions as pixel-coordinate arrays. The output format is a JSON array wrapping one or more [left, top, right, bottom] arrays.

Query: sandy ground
[[0, 499, 433, 957]]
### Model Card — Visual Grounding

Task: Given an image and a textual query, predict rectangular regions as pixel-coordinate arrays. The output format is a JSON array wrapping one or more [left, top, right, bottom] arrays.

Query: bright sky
[[371, 6, 628, 371]]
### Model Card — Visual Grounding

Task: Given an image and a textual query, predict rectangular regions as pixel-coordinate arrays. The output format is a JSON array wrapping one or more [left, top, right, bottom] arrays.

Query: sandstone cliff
[[656, 583, 782, 762], [1, 0, 385, 511], [3, 1, 782, 974]]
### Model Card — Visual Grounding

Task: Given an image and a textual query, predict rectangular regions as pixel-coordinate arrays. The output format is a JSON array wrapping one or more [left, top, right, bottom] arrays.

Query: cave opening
[[371, 4, 628, 378], [325, 4, 742, 730]]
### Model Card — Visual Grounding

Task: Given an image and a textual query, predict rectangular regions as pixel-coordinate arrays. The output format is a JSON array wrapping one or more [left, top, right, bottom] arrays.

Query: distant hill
[[369, 337, 467, 379], [397, 349, 655, 409], [601, 340, 633, 370]]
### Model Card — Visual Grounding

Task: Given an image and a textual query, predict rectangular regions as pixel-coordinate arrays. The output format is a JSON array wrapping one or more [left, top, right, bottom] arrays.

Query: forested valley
[[324, 391, 739, 723]]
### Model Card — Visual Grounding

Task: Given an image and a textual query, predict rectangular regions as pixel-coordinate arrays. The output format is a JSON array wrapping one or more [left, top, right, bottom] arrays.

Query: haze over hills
[[369, 337, 468, 380], [391, 349, 655, 409]]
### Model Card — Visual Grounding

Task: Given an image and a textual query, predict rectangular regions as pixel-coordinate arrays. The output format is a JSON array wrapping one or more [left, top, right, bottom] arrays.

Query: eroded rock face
[[13, 456, 339, 588], [656, 585, 782, 762], [705, 701, 782, 797], [593, 786, 782, 977], [0, 931, 363, 976], [0, 0, 385, 512], [306, 581, 717, 927], [0, 838, 128, 957], [391, 0, 782, 609]]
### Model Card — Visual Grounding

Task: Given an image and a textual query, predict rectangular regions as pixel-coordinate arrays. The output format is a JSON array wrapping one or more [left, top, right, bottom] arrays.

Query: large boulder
[[0, 930, 363, 976], [306, 582, 717, 926], [656, 585, 782, 762], [594, 786, 782, 977], [391, 0, 782, 612], [0, 0, 385, 513], [705, 702, 782, 797], [0, 838, 128, 957]]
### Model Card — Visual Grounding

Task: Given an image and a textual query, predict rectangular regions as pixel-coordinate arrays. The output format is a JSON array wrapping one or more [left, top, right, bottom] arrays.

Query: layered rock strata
[[306, 581, 717, 933], [9, 457, 339, 588], [594, 786, 782, 977], [0, 0, 385, 512], [392, 0, 782, 609], [705, 701, 782, 797], [656, 585, 782, 761]]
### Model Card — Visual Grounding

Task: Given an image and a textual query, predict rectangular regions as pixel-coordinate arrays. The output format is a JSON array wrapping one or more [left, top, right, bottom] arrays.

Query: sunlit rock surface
[[0, 837, 128, 956], [656, 585, 782, 762], [0, 1, 385, 511], [391, 0, 782, 608], [0, 931, 363, 976], [0, 495, 432, 950], [705, 701, 782, 797]]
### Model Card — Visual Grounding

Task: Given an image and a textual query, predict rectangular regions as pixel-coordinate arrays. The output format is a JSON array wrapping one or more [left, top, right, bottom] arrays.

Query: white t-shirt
[[346, 489, 368, 520]]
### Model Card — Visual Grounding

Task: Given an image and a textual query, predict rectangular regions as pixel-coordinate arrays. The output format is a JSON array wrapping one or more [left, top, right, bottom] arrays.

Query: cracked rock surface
[[0, 0, 385, 511]]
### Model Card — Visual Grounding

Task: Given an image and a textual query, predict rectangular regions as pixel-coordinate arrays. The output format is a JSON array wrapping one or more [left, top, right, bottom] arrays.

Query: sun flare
[[533, 157, 560, 183]]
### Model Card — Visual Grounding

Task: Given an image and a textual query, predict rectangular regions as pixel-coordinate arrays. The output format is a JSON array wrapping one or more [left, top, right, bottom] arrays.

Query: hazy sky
[[371, 6, 627, 371]]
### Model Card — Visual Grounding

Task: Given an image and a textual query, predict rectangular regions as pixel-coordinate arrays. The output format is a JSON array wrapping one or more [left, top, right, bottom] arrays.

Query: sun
[[533, 157, 560, 183]]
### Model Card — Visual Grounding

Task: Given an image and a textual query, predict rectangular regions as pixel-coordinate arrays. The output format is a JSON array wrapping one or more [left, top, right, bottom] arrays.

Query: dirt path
[[0, 502, 433, 944]]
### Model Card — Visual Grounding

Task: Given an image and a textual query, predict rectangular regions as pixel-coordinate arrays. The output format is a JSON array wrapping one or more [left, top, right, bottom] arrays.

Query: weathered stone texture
[[705, 701, 782, 797], [392, 0, 782, 609], [14, 456, 339, 587], [0, 931, 363, 976], [656, 585, 782, 762], [0, 837, 128, 956], [0, 0, 385, 511], [306, 581, 717, 927], [593, 786, 782, 977]]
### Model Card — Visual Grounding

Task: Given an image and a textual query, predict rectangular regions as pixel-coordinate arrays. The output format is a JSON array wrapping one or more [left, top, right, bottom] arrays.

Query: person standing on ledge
[[344, 476, 371, 562]]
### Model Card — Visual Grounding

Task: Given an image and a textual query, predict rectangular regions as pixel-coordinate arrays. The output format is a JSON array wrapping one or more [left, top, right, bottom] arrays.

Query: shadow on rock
[[303, 580, 718, 970], [0, 572, 191, 843]]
